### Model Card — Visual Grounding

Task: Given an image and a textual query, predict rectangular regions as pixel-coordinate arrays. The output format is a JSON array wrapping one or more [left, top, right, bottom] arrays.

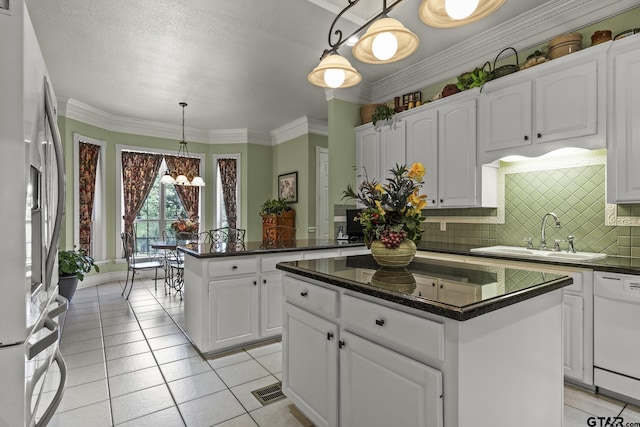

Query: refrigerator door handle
[[26, 317, 59, 361], [33, 349, 67, 427], [43, 76, 66, 290], [48, 295, 68, 320]]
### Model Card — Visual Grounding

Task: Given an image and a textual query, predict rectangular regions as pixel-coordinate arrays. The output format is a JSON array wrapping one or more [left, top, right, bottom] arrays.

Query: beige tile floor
[[41, 278, 640, 427]]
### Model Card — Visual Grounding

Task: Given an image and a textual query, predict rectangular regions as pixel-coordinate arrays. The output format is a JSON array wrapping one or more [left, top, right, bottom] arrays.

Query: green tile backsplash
[[421, 157, 640, 256]]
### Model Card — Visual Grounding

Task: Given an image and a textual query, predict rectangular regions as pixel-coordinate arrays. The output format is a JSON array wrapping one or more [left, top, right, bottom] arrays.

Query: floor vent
[[251, 381, 286, 406]]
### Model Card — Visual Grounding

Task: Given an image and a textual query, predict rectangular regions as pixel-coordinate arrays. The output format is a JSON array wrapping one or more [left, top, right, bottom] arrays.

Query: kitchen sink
[[470, 245, 607, 262]]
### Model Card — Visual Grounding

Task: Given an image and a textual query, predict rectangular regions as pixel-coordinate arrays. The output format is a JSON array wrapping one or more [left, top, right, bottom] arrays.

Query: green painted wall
[[328, 98, 360, 235], [246, 143, 273, 242]]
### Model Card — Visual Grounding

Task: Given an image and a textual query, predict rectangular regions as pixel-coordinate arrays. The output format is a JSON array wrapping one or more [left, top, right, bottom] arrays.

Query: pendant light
[[307, 53, 362, 89], [352, 17, 419, 64], [419, 0, 505, 28], [161, 102, 205, 187]]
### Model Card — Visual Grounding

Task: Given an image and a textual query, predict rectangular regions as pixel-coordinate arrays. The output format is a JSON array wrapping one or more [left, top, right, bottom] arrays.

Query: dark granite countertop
[[178, 239, 365, 259], [415, 242, 640, 275], [277, 254, 572, 321]]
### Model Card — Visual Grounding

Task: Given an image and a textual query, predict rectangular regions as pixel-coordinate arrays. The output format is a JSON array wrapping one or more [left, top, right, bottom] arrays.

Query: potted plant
[[259, 198, 295, 244], [58, 247, 100, 301], [371, 104, 396, 128]]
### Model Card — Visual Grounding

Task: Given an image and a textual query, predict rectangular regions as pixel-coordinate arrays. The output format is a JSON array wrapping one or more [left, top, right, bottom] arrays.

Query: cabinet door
[[481, 80, 532, 152], [535, 60, 598, 144], [438, 99, 477, 207], [414, 274, 439, 300], [208, 277, 259, 350], [406, 109, 439, 208], [340, 331, 443, 427], [563, 292, 584, 382], [356, 127, 381, 190], [260, 271, 284, 338], [283, 303, 338, 427], [380, 121, 406, 179], [438, 279, 480, 306], [609, 40, 640, 202]]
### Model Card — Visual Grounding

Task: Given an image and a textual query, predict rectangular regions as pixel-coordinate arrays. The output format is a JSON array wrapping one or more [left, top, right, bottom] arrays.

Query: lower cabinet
[[283, 303, 338, 427], [260, 271, 284, 338], [340, 331, 443, 427], [562, 271, 594, 386], [208, 277, 259, 350]]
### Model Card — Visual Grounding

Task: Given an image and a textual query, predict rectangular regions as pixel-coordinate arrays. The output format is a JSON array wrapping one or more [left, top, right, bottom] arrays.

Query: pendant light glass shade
[[419, 0, 505, 28], [307, 54, 362, 89], [352, 17, 419, 64], [161, 170, 176, 185]]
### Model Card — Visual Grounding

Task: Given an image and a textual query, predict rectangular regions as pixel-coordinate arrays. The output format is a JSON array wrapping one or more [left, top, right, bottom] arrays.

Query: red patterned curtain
[[218, 158, 237, 229], [78, 142, 101, 255], [122, 151, 163, 240], [164, 155, 200, 221]]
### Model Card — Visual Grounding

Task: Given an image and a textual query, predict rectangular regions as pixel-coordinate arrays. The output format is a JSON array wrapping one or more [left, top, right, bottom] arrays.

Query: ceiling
[[23, 0, 630, 137]]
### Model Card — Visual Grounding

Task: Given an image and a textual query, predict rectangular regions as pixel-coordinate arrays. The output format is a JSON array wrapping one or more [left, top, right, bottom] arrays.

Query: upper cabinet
[[479, 42, 608, 164], [607, 34, 640, 204]]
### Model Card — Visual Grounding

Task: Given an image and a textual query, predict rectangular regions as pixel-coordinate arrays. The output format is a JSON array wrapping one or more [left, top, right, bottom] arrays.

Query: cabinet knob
[[431, 199, 436, 204], [300, 291, 308, 297], [375, 319, 385, 326], [537, 133, 542, 138], [263, 279, 267, 284], [440, 284, 443, 289], [524, 135, 529, 141], [253, 281, 257, 286], [440, 199, 444, 204], [432, 282, 436, 287], [339, 340, 346, 349], [327, 332, 334, 341], [232, 265, 238, 270]]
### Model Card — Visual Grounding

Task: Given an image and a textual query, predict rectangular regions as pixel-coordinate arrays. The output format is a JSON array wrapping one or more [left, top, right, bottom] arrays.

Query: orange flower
[[407, 162, 425, 181]]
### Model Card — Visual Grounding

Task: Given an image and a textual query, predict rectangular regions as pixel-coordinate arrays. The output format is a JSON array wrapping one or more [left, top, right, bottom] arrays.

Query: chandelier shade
[[419, 0, 505, 28], [161, 102, 205, 187], [307, 54, 362, 89], [352, 17, 419, 64]]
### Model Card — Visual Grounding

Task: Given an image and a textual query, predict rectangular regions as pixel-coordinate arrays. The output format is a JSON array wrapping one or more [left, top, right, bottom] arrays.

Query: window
[[134, 159, 190, 253], [215, 154, 241, 229]]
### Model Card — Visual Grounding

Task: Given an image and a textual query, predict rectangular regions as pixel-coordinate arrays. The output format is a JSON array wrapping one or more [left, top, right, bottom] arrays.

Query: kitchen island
[[179, 239, 368, 355], [277, 255, 573, 427]]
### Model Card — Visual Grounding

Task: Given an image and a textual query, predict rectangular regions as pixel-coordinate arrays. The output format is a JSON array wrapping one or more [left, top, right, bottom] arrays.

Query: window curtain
[[78, 142, 100, 255], [121, 151, 163, 244], [164, 155, 200, 221], [218, 158, 238, 229]]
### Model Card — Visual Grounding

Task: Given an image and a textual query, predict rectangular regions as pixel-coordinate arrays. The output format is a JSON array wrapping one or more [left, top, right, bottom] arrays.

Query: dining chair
[[120, 232, 164, 299], [210, 227, 246, 244]]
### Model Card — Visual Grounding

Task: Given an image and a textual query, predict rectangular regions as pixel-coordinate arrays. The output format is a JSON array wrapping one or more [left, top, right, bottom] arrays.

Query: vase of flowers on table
[[171, 217, 199, 234], [343, 163, 427, 268]]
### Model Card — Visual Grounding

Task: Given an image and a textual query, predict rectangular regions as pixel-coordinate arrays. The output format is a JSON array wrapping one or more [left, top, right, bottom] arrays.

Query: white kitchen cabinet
[[438, 98, 478, 207], [438, 279, 480, 306], [340, 330, 443, 427], [283, 302, 338, 427], [260, 271, 284, 337], [208, 277, 259, 351], [563, 292, 584, 380], [355, 121, 405, 191], [607, 34, 640, 203], [355, 125, 380, 188], [479, 44, 607, 164], [405, 108, 438, 207]]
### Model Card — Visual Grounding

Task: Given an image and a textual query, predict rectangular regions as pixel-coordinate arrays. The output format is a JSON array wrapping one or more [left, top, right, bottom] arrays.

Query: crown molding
[[372, 0, 639, 102], [325, 79, 373, 105], [58, 97, 211, 143], [271, 116, 329, 145]]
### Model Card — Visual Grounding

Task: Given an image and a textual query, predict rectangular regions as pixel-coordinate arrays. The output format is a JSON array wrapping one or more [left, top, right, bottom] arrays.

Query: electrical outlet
[[440, 222, 447, 232]]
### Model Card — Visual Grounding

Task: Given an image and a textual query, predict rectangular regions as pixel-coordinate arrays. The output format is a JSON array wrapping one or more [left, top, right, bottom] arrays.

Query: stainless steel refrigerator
[[0, 2, 68, 425]]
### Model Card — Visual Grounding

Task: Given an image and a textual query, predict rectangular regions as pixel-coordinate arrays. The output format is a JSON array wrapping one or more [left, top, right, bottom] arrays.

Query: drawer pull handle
[[327, 332, 334, 341], [300, 291, 308, 297], [375, 319, 385, 326], [232, 265, 238, 270], [601, 276, 621, 281]]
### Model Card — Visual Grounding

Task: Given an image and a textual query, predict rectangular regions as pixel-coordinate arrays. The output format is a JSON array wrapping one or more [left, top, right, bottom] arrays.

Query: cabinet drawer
[[208, 257, 257, 278], [303, 249, 340, 260], [342, 294, 445, 362], [284, 277, 337, 319], [261, 253, 303, 272]]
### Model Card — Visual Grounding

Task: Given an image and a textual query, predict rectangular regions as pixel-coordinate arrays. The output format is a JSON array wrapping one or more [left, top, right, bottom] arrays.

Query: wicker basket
[[360, 104, 381, 124]]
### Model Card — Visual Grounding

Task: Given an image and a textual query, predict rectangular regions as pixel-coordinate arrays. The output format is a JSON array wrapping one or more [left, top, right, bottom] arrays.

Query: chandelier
[[160, 102, 205, 187], [308, 0, 504, 89]]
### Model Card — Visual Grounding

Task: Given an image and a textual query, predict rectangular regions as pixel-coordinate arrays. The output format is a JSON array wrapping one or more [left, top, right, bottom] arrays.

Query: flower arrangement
[[343, 163, 427, 249], [171, 217, 199, 233]]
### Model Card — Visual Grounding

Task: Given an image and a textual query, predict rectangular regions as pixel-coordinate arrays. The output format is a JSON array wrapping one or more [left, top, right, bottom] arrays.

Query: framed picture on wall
[[278, 171, 298, 203]]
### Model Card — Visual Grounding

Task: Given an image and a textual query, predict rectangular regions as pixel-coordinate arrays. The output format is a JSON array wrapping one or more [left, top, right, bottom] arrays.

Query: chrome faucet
[[540, 212, 561, 250]]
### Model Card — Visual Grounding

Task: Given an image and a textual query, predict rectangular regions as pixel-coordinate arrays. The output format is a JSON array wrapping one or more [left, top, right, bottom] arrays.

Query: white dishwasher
[[594, 271, 640, 401]]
